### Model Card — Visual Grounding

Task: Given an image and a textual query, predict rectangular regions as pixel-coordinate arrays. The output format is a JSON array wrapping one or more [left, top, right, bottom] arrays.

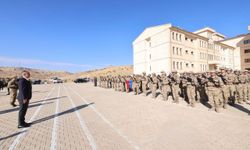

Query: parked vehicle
[[31, 79, 42, 85], [74, 78, 89, 83], [50, 77, 63, 84]]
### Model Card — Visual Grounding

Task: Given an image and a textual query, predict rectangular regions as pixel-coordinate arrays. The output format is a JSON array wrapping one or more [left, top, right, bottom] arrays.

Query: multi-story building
[[222, 27, 250, 71], [133, 23, 246, 74]]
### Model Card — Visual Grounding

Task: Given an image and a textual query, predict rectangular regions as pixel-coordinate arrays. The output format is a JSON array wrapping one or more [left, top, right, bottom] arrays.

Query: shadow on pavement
[[0, 102, 53, 115], [32, 102, 95, 125], [0, 130, 27, 141], [232, 104, 250, 115], [30, 96, 67, 104]]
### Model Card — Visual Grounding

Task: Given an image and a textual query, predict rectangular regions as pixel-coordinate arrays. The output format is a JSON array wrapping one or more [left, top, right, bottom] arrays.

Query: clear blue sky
[[0, 0, 249, 72]]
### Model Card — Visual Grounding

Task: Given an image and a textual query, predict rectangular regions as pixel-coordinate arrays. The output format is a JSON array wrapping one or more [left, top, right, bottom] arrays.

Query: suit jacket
[[17, 78, 32, 101]]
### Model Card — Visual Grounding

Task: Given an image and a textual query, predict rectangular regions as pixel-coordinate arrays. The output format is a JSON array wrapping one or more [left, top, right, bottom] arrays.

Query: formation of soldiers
[[96, 68, 250, 113]]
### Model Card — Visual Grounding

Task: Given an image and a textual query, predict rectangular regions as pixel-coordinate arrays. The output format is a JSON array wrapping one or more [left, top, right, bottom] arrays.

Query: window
[[191, 39, 193, 42], [173, 61, 176, 69], [244, 39, 250, 44], [186, 50, 188, 54], [191, 64, 194, 68], [191, 51, 194, 55], [172, 32, 175, 40], [149, 54, 151, 59], [179, 35, 182, 41], [180, 62, 182, 70], [176, 33, 178, 41], [208, 54, 214, 60], [176, 48, 179, 55], [180, 48, 182, 55], [245, 49, 250, 53], [185, 37, 188, 41], [173, 47, 175, 54], [150, 66, 151, 71], [186, 63, 189, 68], [245, 59, 250, 63], [176, 62, 179, 70]]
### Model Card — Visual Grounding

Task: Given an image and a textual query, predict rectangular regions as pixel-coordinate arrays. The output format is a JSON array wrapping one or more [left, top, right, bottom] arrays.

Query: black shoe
[[18, 124, 30, 128], [25, 122, 32, 126], [10, 103, 17, 107]]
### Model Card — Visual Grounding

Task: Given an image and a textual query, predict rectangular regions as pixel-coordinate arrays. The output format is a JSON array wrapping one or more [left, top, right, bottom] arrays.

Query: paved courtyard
[[0, 83, 250, 150]]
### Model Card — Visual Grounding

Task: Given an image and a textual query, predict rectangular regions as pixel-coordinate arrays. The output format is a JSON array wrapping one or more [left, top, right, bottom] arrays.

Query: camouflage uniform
[[7, 76, 18, 107], [237, 71, 248, 103], [160, 72, 170, 101], [151, 73, 159, 98], [206, 72, 222, 112], [247, 72, 250, 101], [186, 73, 198, 107], [132, 75, 140, 95], [120, 76, 126, 92], [171, 72, 180, 103], [141, 72, 149, 96]]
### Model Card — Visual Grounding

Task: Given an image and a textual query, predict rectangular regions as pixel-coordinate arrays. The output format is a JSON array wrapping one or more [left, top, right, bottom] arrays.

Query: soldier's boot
[[162, 94, 167, 101], [215, 107, 220, 113], [209, 107, 216, 111], [10, 97, 17, 107]]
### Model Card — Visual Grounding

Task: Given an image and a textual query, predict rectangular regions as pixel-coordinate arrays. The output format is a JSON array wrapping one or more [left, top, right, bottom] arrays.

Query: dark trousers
[[18, 100, 29, 125]]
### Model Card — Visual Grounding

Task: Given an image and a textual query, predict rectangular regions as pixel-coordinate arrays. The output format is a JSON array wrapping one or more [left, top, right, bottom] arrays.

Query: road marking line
[[69, 84, 140, 150], [8, 86, 56, 150], [63, 84, 97, 150], [50, 85, 61, 150]]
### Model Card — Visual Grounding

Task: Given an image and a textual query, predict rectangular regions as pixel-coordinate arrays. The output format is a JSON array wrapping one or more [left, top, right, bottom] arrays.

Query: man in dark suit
[[17, 70, 32, 128]]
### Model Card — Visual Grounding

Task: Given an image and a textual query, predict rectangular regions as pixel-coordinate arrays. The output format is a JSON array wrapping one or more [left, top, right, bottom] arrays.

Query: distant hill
[[0, 67, 72, 80], [0, 65, 133, 80], [65, 65, 133, 80]]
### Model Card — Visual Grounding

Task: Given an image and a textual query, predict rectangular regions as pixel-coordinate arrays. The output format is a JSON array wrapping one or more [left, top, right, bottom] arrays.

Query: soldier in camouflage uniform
[[180, 73, 188, 101], [219, 68, 230, 108], [237, 71, 248, 103], [205, 71, 223, 112], [170, 71, 180, 103], [7, 76, 18, 107], [247, 71, 250, 101], [120, 76, 126, 92], [141, 72, 149, 96], [160, 71, 171, 101], [196, 73, 207, 103], [151, 73, 159, 99], [186, 72, 198, 107], [132, 75, 140, 95]]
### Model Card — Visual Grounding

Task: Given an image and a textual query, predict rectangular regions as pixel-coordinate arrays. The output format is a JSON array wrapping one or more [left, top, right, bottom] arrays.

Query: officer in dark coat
[[17, 70, 32, 128]]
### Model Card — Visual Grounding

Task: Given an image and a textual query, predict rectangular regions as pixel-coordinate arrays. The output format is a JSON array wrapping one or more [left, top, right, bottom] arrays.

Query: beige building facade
[[133, 23, 248, 74], [222, 32, 250, 71]]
